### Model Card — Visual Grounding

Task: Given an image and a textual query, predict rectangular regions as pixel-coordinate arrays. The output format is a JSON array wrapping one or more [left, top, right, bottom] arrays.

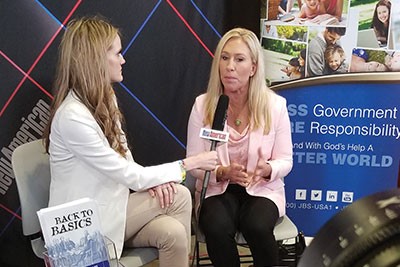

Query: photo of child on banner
[[281, 57, 302, 79], [324, 44, 349, 74], [260, 24, 307, 84], [306, 26, 348, 77], [262, 0, 348, 26], [353, 0, 391, 49], [350, 48, 400, 72]]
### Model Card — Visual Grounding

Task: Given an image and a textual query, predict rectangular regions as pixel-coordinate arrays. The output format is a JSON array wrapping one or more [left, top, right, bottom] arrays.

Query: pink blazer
[[187, 93, 293, 217]]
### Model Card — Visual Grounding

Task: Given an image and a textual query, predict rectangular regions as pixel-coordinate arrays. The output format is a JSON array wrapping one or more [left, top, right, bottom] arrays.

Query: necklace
[[229, 103, 247, 127]]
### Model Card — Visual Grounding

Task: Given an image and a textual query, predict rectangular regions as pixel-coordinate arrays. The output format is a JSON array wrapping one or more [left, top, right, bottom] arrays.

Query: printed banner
[[276, 75, 400, 235], [261, 0, 400, 84]]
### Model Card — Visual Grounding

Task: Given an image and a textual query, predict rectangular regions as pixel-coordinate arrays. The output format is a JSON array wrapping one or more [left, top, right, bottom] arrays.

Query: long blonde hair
[[204, 28, 273, 133], [43, 16, 127, 156]]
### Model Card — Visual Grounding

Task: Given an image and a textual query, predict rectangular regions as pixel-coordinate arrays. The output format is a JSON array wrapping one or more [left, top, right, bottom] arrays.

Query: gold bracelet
[[179, 160, 186, 182]]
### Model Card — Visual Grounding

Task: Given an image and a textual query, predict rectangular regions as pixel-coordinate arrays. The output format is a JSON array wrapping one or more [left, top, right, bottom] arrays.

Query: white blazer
[[48, 91, 183, 258]]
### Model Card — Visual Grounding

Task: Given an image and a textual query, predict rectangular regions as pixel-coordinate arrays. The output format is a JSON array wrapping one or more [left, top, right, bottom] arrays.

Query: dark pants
[[199, 184, 280, 267]]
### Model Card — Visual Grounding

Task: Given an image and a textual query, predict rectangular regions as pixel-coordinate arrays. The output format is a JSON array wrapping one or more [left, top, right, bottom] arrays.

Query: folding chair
[[12, 139, 158, 267]]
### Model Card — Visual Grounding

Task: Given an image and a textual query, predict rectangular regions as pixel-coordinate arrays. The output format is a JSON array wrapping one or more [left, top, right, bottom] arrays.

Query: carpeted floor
[[142, 234, 304, 266], [142, 235, 254, 266]]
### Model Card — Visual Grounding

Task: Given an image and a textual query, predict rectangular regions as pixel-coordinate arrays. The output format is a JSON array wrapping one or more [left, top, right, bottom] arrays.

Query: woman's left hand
[[147, 182, 177, 208], [253, 147, 272, 182]]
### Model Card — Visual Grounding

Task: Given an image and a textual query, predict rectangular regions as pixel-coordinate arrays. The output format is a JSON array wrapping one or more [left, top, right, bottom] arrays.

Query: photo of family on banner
[[260, 0, 400, 84]]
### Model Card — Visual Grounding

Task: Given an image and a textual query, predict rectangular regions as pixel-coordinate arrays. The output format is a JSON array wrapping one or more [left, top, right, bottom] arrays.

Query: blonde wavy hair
[[43, 16, 127, 156], [203, 28, 273, 133]]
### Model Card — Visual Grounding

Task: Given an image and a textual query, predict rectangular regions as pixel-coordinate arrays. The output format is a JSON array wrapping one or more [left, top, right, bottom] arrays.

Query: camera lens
[[298, 188, 400, 267]]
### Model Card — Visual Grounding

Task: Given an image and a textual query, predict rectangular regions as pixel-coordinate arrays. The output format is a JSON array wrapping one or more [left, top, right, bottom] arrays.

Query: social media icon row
[[295, 189, 354, 203]]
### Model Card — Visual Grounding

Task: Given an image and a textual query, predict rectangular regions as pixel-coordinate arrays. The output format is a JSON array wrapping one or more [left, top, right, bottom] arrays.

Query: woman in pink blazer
[[187, 28, 293, 267]]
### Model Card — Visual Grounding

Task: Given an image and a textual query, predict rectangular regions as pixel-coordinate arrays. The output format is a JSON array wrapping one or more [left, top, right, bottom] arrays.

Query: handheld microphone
[[199, 94, 229, 204]]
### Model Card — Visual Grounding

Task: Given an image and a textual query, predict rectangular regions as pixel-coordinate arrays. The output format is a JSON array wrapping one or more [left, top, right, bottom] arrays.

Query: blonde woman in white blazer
[[186, 28, 293, 267], [43, 17, 218, 267]]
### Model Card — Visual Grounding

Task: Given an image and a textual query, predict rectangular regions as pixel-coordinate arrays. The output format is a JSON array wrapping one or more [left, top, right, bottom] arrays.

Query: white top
[[48, 91, 182, 257]]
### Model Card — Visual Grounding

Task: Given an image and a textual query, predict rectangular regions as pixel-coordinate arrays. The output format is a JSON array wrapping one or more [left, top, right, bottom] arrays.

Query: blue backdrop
[[276, 74, 400, 235]]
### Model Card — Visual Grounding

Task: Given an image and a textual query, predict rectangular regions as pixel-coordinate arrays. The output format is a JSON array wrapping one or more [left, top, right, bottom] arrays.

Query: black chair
[[185, 173, 304, 266]]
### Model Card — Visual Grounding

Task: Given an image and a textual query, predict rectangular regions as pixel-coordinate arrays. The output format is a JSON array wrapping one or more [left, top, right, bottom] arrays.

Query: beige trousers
[[124, 184, 192, 267]]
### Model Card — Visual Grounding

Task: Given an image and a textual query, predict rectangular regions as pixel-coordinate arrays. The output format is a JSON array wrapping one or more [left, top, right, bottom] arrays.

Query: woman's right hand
[[184, 151, 218, 171], [147, 182, 177, 209]]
